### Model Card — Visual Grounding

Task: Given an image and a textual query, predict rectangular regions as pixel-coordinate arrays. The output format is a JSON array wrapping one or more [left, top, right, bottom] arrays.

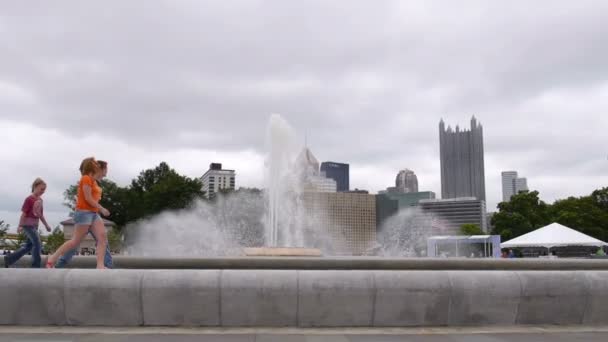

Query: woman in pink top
[[3, 178, 52, 268]]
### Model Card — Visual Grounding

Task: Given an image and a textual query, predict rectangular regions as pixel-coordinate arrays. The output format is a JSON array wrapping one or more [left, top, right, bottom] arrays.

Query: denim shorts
[[73, 210, 101, 225]]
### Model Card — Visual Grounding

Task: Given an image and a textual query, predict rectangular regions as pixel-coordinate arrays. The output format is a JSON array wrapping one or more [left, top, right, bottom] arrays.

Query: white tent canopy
[[501, 223, 607, 248]]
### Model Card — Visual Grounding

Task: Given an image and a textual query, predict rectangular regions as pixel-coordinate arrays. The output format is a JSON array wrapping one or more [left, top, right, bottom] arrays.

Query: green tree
[[460, 223, 484, 235], [63, 185, 78, 211], [491, 191, 551, 241], [591, 187, 608, 211], [491, 187, 608, 243], [97, 179, 130, 227], [551, 195, 608, 242], [128, 162, 205, 221], [45, 226, 65, 253], [498, 228, 514, 242]]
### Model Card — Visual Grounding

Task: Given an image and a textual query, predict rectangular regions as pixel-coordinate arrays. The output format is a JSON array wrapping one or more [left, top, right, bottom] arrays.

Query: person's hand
[[100, 208, 110, 217], [17, 226, 23, 233], [45, 225, 51, 233]]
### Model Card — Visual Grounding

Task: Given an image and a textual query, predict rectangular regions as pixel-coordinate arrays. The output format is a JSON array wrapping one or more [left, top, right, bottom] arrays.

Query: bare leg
[[90, 219, 107, 269], [47, 225, 90, 266]]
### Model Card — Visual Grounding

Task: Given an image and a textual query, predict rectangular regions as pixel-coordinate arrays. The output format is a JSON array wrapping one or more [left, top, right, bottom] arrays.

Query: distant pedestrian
[[4, 178, 52, 268]]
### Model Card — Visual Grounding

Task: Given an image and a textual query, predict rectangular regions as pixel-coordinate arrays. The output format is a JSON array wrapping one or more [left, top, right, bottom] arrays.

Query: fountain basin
[[1, 267, 608, 327]]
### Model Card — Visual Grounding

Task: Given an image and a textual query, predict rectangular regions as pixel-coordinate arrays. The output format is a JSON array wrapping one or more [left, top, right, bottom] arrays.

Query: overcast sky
[[1, 0, 608, 232]]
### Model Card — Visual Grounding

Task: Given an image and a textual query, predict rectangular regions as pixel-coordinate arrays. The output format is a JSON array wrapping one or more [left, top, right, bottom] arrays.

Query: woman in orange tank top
[[46, 157, 110, 269]]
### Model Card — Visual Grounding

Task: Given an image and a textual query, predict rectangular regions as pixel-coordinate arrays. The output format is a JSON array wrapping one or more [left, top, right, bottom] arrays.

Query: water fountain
[[125, 114, 337, 257], [122, 113, 444, 258]]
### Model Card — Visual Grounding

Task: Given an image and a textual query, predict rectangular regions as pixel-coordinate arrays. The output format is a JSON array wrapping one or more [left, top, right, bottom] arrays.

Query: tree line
[[491, 188, 608, 242]]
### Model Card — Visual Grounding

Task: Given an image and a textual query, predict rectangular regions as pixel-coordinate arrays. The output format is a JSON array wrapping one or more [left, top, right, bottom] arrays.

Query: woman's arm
[[33, 199, 51, 231], [39, 214, 51, 231], [17, 211, 26, 232]]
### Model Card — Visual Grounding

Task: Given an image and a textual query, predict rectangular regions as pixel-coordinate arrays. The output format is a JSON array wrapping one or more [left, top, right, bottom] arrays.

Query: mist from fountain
[[375, 206, 453, 257]]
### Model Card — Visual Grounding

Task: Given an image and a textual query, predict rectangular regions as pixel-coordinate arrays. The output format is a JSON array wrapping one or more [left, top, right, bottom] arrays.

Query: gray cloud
[[1, 0, 608, 228]]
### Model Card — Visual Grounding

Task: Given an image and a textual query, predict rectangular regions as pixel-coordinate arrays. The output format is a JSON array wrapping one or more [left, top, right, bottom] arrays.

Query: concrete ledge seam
[[61, 270, 69, 326], [218, 269, 223, 326], [370, 271, 377, 327], [138, 271, 144, 326], [581, 271, 591, 325], [295, 270, 300, 327], [63, 270, 71, 325], [446, 271, 454, 326], [513, 271, 523, 325]]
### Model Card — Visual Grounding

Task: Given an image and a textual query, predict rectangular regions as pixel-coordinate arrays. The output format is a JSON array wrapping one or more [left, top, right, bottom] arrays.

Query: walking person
[[3, 178, 52, 268], [55, 160, 113, 268], [46, 157, 109, 269]]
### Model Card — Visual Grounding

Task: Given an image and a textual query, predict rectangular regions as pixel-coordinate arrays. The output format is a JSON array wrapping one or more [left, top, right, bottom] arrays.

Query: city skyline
[[1, 2, 607, 229]]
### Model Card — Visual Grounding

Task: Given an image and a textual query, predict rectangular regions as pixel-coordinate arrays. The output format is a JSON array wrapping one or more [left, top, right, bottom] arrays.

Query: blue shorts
[[73, 210, 101, 225]]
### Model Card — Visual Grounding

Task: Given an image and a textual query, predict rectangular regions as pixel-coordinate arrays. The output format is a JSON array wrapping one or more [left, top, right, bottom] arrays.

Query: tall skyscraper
[[201, 163, 236, 199], [320, 162, 350, 192], [297, 148, 337, 192], [439, 117, 486, 201], [502, 171, 529, 202], [395, 169, 418, 193]]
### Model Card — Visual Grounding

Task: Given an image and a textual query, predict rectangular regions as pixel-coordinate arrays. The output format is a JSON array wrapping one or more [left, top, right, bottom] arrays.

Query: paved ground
[[2, 326, 608, 342]]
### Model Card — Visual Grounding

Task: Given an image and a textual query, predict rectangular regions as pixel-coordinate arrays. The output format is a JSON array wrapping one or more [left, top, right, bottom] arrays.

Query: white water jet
[[264, 114, 304, 247]]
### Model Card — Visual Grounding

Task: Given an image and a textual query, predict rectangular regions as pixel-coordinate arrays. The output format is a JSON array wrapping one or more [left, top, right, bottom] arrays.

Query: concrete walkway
[[1, 326, 608, 341]]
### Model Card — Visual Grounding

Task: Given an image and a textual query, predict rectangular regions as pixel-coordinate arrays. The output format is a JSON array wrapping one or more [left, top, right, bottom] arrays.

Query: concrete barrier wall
[[1, 269, 607, 327]]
